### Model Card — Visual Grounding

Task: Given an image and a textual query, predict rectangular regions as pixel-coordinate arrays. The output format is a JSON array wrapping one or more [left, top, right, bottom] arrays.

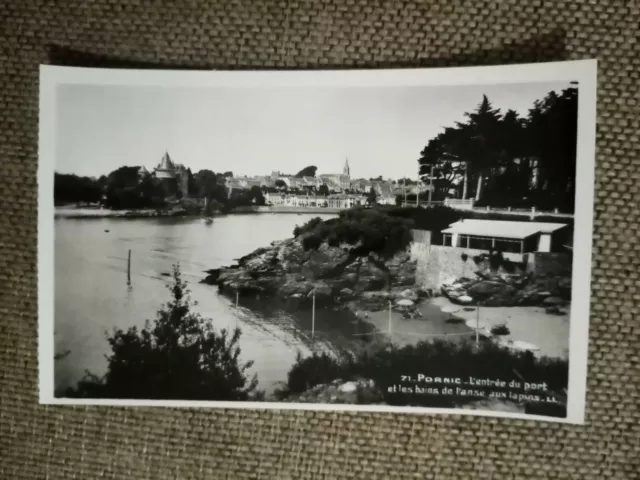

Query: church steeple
[[343, 157, 350, 177]]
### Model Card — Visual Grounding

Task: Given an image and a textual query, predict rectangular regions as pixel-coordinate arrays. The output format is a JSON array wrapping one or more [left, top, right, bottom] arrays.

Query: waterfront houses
[[134, 153, 402, 208], [264, 192, 365, 209]]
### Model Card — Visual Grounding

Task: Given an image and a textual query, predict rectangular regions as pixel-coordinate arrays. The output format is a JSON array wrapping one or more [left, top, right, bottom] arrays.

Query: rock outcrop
[[202, 237, 422, 306], [441, 270, 572, 308]]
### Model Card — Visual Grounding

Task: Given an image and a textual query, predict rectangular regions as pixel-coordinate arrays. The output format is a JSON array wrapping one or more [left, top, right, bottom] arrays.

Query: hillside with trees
[[295, 165, 317, 177], [418, 87, 578, 212]]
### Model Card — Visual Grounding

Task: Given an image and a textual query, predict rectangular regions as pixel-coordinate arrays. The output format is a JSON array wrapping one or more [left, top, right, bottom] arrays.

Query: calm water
[[54, 213, 369, 396]]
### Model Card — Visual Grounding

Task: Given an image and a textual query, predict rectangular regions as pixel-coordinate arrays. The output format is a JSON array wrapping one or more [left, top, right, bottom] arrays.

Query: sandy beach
[[361, 296, 569, 360], [430, 296, 570, 359], [361, 299, 476, 347]]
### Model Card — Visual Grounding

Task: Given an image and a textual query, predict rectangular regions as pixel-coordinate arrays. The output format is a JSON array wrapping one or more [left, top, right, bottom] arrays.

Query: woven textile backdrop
[[1, 1, 639, 479]]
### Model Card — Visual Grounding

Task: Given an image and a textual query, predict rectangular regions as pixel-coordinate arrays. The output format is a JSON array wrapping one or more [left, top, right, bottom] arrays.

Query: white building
[[441, 219, 568, 258], [263, 192, 364, 209], [264, 192, 287, 205]]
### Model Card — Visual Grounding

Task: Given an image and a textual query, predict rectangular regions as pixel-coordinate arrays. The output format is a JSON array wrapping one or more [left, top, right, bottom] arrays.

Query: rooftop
[[157, 151, 175, 171], [442, 219, 567, 240]]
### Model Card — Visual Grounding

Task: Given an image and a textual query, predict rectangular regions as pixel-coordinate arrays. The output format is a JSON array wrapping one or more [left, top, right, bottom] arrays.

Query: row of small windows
[[442, 234, 527, 254]]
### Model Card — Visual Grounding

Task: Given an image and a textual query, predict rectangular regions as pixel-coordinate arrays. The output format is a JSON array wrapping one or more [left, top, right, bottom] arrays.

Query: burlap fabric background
[[1, 1, 639, 478]]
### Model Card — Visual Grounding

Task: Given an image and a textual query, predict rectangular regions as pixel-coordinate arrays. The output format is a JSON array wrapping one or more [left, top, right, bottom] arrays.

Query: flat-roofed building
[[441, 219, 568, 256]]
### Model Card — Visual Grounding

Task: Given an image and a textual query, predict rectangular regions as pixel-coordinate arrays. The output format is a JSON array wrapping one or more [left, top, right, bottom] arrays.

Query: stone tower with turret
[[152, 150, 189, 198]]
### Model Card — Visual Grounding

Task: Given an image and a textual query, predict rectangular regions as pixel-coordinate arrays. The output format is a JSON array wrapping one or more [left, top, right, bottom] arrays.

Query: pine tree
[[64, 264, 260, 401]]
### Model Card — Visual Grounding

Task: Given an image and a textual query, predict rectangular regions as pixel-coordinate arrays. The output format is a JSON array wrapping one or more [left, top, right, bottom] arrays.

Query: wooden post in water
[[127, 249, 131, 284], [311, 291, 316, 339]]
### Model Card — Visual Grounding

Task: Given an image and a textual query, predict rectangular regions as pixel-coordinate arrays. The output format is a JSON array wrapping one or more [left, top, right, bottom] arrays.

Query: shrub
[[302, 232, 324, 250], [280, 339, 569, 415], [63, 264, 260, 401], [293, 216, 324, 237], [381, 205, 461, 233], [502, 258, 516, 273], [490, 324, 511, 336], [488, 250, 504, 271], [359, 340, 567, 411], [276, 351, 347, 398], [297, 208, 414, 257]]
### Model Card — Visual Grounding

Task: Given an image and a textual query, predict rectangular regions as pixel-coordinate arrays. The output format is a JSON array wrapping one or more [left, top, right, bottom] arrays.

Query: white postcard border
[[38, 60, 598, 424]]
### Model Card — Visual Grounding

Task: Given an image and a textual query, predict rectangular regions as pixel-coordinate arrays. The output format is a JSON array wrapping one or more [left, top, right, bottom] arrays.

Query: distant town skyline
[[55, 80, 574, 179]]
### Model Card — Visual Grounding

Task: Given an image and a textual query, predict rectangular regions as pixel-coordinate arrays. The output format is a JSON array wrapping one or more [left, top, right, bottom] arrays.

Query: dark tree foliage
[[54, 173, 102, 205], [295, 165, 318, 178], [293, 217, 324, 237], [248, 185, 266, 205], [381, 206, 460, 236], [226, 186, 266, 209], [275, 179, 288, 190], [366, 187, 378, 205], [318, 183, 330, 196], [64, 265, 260, 401], [418, 88, 578, 212], [280, 340, 568, 415], [102, 166, 166, 210], [397, 178, 417, 185], [296, 208, 414, 258], [187, 168, 198, 196], [193, 169, 227, 203], [275, 351, 345, 398], [55, 167, 168, 210]]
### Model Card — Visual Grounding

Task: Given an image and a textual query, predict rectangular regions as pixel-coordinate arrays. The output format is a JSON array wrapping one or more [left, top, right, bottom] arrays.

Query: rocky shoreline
[[441, 270, 572, 313], [54, 207, 199, 219], [202, 235, 573, 315], [202, 236, 430, 315]]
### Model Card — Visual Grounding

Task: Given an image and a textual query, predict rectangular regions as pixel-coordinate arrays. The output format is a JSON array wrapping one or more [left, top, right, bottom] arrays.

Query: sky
[[55, 80, 573, 180]]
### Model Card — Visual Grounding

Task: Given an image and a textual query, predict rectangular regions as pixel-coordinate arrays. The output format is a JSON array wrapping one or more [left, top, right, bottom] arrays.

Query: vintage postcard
[[39, 60, 597, 423]]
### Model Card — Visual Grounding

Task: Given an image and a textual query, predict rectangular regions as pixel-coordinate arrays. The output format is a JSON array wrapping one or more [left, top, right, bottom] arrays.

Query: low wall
[[411, 245, 474, 289], [444, 198, 475, 210], [411, 244, 529, 289], [411, 245, 573, 289]]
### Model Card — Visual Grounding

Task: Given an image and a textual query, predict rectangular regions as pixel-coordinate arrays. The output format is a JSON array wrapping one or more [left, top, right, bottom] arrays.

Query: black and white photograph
[[39, 61, 596, 422]]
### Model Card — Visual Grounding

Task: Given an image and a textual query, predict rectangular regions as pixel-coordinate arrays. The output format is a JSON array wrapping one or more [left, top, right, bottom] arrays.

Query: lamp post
[[476, 306, 480, 348], [428, 165, 435, 207], [403, 178, 407, 207], [311, 290, 316, 340]]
